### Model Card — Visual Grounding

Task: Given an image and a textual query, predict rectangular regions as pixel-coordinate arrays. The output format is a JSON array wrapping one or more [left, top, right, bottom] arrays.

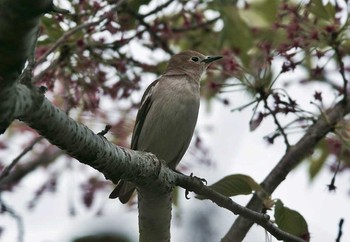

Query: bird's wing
[[130, 79, 160, 150], [109, 79, 160, 202]]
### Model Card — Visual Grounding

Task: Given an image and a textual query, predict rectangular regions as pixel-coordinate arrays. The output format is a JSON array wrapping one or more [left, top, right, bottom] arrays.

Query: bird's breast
[[137, 77, 200, 168]]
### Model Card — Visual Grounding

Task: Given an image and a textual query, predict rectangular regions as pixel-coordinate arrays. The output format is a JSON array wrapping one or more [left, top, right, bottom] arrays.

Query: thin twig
[[327, 157, 341, 191], [230, 99, 259, 112], [263, 98, 291, 149], [0, 196, 24, 242], [141, 0, 173, 17], [336, 218, 344, 242], [36, 0, 127, 66], [333, 45, 348, 104], [0, 148, 63, 191], [36, 21, 101, 65], [0, 137, 43, 182], [52, 5, 70, 15], [172, 16, 220, 32], [97, 124, 111, 136], [127, 8, 173, 55]]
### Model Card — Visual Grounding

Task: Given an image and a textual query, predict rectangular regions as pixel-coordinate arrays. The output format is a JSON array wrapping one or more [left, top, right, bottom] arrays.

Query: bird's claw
[[185, 189, 190, 200], [190, 172, 207, 185], [184, 173, 207, 199]]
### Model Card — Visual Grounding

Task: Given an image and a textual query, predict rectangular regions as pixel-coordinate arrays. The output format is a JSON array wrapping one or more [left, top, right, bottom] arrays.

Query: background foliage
[[0, 0, 349, 241]]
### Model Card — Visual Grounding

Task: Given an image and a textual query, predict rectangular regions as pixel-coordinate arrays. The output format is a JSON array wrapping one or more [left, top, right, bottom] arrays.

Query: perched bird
[[109, 50, 222, 203]]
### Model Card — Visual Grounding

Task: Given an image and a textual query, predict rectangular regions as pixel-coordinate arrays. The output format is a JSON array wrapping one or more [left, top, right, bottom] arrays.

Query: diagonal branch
[[141, 0, 173, 18], [176, 174, 306, 242], [0, 146, 63, 191], [0, 136, 43, 182], [36, 0, 127, 66], [0, 196, 24, 242], [222, 92, 350, 241], [126, 8, 174, 55]]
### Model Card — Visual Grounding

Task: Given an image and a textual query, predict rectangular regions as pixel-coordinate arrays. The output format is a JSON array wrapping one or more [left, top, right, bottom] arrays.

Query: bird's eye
[[191, 57, 199, 62]]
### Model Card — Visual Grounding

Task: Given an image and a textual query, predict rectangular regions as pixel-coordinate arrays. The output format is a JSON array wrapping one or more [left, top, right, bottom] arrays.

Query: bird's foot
[[185, 172, 207, 199]]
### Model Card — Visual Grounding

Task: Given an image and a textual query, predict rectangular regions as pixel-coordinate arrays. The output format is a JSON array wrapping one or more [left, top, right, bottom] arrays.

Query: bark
[[138, 189, 172, 242], [0, 0, 52, 82], [0, 1, 174, 241], [0, 0, 52, 131], [222, 96, 350, 241]]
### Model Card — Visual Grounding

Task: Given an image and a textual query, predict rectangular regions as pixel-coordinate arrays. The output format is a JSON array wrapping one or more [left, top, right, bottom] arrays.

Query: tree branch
[[126, 8, 174, 55], [0, 80, 306, 242], [0, 195, 24, 242], [333, 43, 348, 103], [263, 98, 290, 149], [176, 174, 306, 242], [0, 146, 63, 191], [141, 0, 173, 18], [172, 16, 220, 33], [0, 0, 52, 82], [335, 218, 344, 242], [0, 137, 43, 182], [223, 92, 350, 241]]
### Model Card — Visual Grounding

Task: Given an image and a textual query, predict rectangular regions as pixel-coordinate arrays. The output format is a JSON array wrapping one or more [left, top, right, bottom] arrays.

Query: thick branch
[[0, 0, 52, 82], [223, 94, 350, 241], [138, 189, 172, 242]]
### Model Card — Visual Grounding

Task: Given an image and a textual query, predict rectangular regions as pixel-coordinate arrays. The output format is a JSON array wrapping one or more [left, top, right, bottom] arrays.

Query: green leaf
[[41, 15, 65, 41], [308, 139, 329, 180], [241, 0, 279, 27], [128, 0, 151, 13], [196, 174, 263, 200], [310, 0, 335, 21], [274, 200, 310, 241], [342, 39, 350, 54], [210, 4, 252, 65]]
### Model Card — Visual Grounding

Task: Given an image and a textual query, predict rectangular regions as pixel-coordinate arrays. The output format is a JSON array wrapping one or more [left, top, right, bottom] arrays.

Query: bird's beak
[[201, 56, 222, 64]]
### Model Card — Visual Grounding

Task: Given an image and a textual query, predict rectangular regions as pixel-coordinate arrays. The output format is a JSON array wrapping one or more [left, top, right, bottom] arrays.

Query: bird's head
[[164, 50, 222, 81]]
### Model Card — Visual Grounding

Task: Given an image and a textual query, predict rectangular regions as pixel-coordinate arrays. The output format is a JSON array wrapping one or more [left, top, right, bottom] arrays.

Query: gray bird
[[109, 50, 222, 203]]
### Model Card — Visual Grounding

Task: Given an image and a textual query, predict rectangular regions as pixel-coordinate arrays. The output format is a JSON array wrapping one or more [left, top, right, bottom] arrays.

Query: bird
[[109, 50, 222, 203]]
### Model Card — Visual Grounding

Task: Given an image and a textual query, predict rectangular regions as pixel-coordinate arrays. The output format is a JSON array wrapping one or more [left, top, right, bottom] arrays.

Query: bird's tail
[[109, 181, 135, 204]]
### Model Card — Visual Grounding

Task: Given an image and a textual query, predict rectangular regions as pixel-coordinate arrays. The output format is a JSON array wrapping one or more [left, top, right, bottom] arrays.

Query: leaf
[[310, 0, 335, 21], [209, 3, 253, 65], [241, 0, 279, 27], [128, 0, 151, 13], [196, 174, 263, 200], [274, 199, 310, 241], [41, 16, 65, 41], [249, 112, 264, 131], [308, 139, 329, 180], [342, 39, 350, 54]]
